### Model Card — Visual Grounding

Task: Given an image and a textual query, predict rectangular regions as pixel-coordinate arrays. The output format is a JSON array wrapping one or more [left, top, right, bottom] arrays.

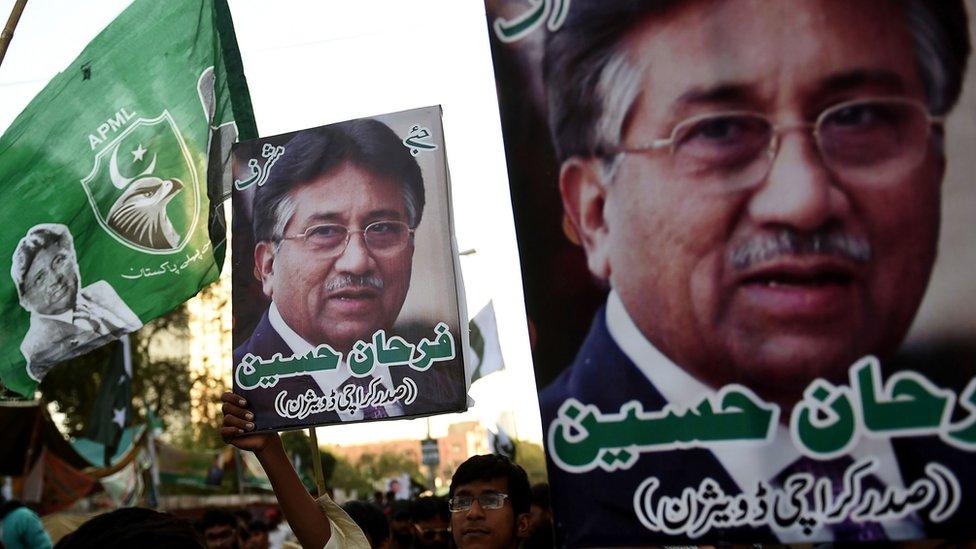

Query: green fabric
[[1, 507, 53, 549], [71, 424, 144, 468], [84, 339, 131, 465], [0, 0, 256, 396]]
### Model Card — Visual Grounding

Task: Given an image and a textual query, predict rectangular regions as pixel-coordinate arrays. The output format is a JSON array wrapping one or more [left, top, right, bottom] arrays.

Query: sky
[[0, 0, 544, 445]]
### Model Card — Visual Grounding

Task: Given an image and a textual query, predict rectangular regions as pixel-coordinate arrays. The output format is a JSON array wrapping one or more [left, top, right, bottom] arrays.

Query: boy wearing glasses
[[537, 0, 975, 545], [448, 455, 531, 549]]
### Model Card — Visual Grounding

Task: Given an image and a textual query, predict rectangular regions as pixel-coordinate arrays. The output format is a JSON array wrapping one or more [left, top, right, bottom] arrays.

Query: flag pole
[[0, 0, 28, 67], [308, 427, 325, 496]]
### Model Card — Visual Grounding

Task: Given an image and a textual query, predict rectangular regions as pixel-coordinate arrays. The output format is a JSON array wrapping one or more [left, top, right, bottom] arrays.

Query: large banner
[[0, 0, 255, 397], [484, 0, 976, 545], [231, 106, 468, 431]]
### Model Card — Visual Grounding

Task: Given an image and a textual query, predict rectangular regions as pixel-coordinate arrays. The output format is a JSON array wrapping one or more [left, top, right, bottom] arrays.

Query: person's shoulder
[[20, 317, 61, 359], [538, 305, 626, 412], [82, 280, 123, 303], [233, 308, 275, 363]]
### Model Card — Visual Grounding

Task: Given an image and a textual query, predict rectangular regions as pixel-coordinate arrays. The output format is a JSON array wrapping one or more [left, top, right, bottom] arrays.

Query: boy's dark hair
[[449, 454, 531, 515], [410, 495, 450, 523], [248, 520, 270, 534], [55, 507, 204, 549], [341, 501, 390, 546]]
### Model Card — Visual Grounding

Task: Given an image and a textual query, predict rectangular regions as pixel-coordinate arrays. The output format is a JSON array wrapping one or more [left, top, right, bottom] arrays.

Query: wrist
[[255, 433, 284, 462]]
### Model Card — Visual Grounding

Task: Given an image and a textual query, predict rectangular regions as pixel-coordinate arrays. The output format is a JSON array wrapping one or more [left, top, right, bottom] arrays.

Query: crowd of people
[[218, 390, 555, 548], [0, 391, 555, 549]]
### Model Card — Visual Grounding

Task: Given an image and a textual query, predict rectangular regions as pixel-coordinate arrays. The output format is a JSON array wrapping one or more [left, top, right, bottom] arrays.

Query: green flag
[[0, 0, 256, 396], [85, 335, 132, 466]]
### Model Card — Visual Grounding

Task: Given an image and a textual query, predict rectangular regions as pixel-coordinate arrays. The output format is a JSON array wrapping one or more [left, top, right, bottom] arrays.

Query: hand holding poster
[[484, 0, 976, 544], [231, 106, 468, 431]]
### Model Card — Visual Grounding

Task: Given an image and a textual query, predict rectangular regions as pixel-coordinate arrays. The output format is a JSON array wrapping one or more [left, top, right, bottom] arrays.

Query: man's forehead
[[287, 167, 409, 226], [27, 244, 70, 272], [454, 477, 509, 495], [621, 0, 921, 126]]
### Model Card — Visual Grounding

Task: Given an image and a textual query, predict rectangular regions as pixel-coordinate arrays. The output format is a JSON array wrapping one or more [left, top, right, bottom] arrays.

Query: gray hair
[[252, 118, 425, 243], [10, 223, 78, 309], [544, 0, 972, 169]]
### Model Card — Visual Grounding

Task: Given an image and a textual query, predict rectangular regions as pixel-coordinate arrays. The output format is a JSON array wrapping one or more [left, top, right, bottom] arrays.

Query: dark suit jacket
[[539, 305, 976, 547], [234, 309, 466, 431]]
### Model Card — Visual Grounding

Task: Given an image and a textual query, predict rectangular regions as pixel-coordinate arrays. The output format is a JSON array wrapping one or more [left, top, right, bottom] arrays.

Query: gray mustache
[[729, 229, 872, 270], [325, 274, 384, 292]]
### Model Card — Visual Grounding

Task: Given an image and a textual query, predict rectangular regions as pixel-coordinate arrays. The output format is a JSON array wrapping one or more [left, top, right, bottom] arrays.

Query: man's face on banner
[[257, 162, 415, 351], [567, 0, 944, 401], [23, 241, 79, 315]]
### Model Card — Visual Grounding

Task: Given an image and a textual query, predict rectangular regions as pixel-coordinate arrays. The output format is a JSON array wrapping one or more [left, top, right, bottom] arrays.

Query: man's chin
[[728, 338, 868, 403]]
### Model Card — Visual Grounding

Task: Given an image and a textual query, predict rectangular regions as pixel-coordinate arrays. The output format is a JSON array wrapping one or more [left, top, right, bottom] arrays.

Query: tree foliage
[[514, 440, 549, 485]]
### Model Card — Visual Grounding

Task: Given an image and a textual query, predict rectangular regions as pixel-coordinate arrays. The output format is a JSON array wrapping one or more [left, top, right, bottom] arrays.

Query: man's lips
[[461, 527, 491, 537], [736, 256, 859, 287], [326, 286, 380, 313], [733, 256, 862, 319]]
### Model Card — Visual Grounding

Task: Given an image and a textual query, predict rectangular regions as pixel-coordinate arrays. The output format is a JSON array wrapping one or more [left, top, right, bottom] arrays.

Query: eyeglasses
[[278, 220, 414, 257], [600, 96, 942, 193], [449, 492, 509, 512], [414, 524, 451, 541]]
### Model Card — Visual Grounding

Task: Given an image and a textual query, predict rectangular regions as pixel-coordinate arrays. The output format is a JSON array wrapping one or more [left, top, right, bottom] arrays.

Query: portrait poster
[[231, 106, 469, 432], [484, 0, 976, 545]]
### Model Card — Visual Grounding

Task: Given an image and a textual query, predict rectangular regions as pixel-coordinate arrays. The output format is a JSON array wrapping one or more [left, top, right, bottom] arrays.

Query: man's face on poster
[[22, 240, 79, 315], [256, 161, 415, 352], [565, 0, 946, 401]]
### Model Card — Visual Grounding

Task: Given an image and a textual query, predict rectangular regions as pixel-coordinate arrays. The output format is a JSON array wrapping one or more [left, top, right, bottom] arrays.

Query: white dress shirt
[[268, 302, 404, 421], [604, 290, 923, 542]]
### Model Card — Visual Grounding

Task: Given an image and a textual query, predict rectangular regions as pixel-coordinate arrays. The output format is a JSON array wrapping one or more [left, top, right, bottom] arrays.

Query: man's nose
[[333, 232, 375, 274], [465, 499, 486, 520], [747, 132, 851, 231]]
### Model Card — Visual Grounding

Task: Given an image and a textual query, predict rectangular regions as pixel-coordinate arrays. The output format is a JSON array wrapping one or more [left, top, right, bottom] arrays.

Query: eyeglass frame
[[449, 491, 510, 513], [595, 95, 943, 186], [275, 219, 416, 257], [413, 523, 452, 539]]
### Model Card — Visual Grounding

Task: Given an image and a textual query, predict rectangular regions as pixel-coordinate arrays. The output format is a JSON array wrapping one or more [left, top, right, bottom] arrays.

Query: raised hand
[[219, 391, 279, 455]]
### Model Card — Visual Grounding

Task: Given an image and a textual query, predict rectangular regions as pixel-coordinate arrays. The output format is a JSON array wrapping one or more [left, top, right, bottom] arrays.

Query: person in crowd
[[386, 501, 414, 549], [341, 501, 389, 549], [221, 392, 369, 548], [0, 496, 52, 549], [201, 509, 244, 549], [410, 497, 450, 549], [448, 455, 531, 549], [245, 520, 270, 549], [520, 483, 552, 549], [55, 507, 202, 548]]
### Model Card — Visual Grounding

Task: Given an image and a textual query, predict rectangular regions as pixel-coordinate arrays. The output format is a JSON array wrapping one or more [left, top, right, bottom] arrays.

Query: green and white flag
[[85, 335, 132, 467], [466, 301, 505, 385], [0, 0, 256, 396]]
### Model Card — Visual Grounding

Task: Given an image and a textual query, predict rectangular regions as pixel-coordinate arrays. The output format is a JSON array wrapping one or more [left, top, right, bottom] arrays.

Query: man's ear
[[516, 512, 531, 539], [560, 157, 611, 280], [254, 241, 277, 299]]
